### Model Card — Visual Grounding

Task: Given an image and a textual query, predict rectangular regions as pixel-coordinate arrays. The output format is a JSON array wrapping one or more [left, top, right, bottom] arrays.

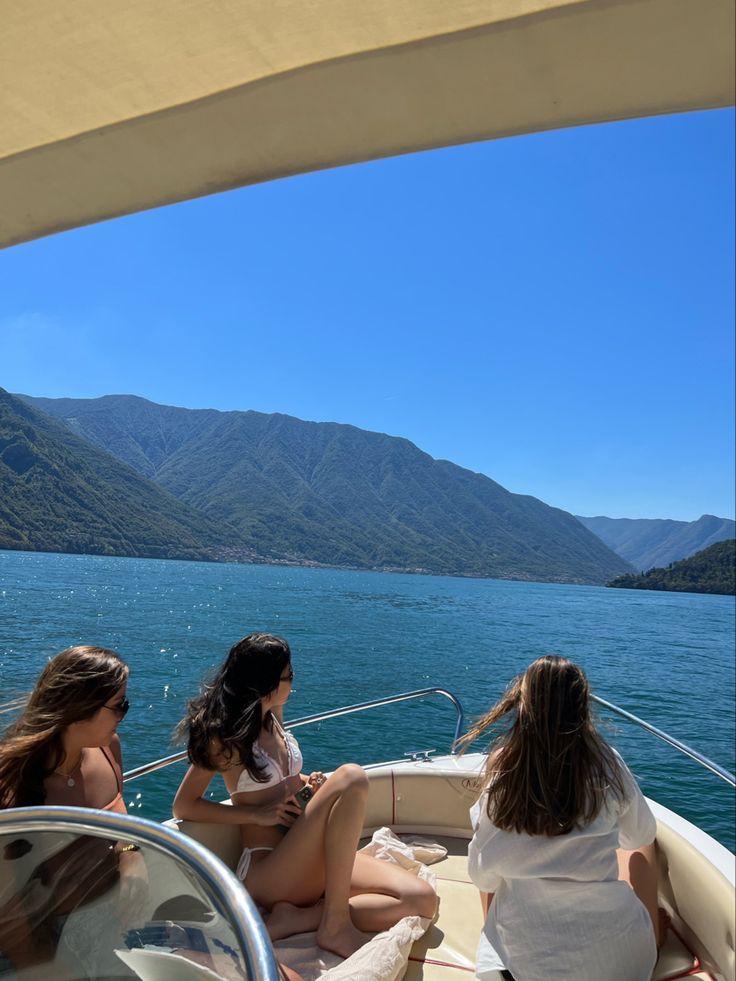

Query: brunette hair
[[177, 632, 291, 781], [457, 655, 625, 836], [0, 646, 129, 807]]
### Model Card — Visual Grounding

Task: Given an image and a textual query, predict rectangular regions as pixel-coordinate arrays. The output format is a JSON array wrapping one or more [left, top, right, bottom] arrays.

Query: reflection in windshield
[[0, 829, 248, 979]]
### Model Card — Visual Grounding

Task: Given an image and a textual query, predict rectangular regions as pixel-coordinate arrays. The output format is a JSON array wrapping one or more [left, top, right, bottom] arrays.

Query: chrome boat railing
[[123, 686, 465, 782], [0, 805, 281, 981], [123, 687, 735, 790], [591, 694, 736, 788]]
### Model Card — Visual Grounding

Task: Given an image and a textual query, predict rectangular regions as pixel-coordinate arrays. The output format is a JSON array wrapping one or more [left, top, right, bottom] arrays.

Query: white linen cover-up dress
[[468, 756, 657, 981]]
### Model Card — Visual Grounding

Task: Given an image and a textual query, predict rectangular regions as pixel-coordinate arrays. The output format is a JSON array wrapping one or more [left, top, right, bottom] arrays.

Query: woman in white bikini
[[173, 632, 437, 959]]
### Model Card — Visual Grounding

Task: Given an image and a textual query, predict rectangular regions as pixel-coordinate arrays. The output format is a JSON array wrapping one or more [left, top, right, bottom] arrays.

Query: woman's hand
[[249, 796, 301, 828], [307, 771, 327, 794]]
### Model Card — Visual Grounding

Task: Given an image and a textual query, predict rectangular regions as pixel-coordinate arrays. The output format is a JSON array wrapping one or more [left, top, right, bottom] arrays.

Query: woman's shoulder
[[608, 747, 635, 783], [603, 747, 647, 811], [106, 733, 123, 766]]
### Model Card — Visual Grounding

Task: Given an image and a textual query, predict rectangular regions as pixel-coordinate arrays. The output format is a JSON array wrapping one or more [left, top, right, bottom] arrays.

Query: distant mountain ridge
[[576, 514, 735, 571], [608, 540, 736, 595], [17, 393, 632, 584], [0, 389, 256, 562]]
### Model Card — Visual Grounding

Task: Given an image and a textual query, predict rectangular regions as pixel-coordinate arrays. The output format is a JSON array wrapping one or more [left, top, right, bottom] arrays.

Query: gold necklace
[[55, 753, 82, 788]]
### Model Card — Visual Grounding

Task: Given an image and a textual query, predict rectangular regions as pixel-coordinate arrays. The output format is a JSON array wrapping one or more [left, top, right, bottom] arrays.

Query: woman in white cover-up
[[460, 655, 659, 981]]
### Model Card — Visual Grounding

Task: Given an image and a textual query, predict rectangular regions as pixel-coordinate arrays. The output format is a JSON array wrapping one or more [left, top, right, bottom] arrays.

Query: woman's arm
[[173, 765, 256, 823], [172, 765, 298, 827]]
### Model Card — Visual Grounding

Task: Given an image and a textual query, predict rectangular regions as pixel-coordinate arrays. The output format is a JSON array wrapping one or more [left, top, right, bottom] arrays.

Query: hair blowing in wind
[[458, 655, 625, 836]]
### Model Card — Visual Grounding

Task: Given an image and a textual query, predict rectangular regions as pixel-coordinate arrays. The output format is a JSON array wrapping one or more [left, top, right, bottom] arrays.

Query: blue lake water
[[1, 550, 734, 849]]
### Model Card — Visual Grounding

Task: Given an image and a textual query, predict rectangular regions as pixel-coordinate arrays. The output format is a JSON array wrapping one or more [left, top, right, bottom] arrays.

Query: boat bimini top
[[1, 0, 734, 249]]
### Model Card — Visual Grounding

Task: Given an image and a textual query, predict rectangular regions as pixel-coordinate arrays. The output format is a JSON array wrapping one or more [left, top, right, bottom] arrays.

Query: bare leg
[[245, 764, 372, 958], [479, 891, 493, 917], [264, 851, 435, 938], [248, 765, 437, 952], [315, 767, 373, 956], [278, 963, 303, 981], [347, 852, 437, 931], [266, 901, 324, 941], [617, 843, 665, 946]]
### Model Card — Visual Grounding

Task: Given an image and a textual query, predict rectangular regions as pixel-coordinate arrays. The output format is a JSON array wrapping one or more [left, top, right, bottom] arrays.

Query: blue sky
[[1, 109, 734, 522]]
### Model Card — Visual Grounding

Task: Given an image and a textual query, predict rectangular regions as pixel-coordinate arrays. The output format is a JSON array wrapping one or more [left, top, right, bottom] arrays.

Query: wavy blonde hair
[[457, 655, 625, 836], [0, 646, 128, 807]]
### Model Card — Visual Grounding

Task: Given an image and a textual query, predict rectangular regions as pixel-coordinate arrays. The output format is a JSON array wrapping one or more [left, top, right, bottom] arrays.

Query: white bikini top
[[235, 717, 303, 793]]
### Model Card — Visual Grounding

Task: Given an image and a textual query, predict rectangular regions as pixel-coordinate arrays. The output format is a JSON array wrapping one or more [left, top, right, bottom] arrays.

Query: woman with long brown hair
[[0, 645, 131, 811], [460, 655, 659, 981], [174, 632, 437, 960], [0, 645, 145, 975]]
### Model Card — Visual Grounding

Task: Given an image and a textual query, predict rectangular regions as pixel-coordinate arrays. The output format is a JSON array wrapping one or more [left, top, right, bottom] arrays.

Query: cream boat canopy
[[1, 0, 734, 249]]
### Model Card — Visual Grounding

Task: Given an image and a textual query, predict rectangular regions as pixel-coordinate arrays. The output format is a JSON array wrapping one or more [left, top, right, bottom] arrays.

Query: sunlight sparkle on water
[[0, 551, 733, 848]]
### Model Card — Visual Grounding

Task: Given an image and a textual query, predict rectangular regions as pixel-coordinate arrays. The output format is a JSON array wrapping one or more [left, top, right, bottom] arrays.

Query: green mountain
[[607, 540, 736, 595], [576, 513, 735, 571], [18, 393, 633, 584], [0, 389, 255, 562]]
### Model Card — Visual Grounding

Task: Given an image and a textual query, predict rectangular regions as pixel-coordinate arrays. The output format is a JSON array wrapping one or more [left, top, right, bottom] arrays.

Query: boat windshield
[[0, 806, 279, 981]]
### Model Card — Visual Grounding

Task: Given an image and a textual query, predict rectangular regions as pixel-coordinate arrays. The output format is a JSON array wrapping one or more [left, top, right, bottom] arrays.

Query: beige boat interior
[[170, 764, 735, 980]]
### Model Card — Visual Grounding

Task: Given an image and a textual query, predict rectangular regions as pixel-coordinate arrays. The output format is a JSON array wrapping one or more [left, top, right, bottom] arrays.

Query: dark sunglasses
[[102, 697, 130, 717]]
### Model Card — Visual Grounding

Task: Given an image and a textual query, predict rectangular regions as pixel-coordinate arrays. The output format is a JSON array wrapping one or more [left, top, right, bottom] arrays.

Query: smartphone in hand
[[276, 784, 313, 834], [295, 784, 314, 808]]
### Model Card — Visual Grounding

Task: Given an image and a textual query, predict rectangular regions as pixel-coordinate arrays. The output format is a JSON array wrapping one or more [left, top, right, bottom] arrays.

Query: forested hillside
[[0, 389, 253, 562], [18, 393, 633, 584], [607, 540, 735, 595]]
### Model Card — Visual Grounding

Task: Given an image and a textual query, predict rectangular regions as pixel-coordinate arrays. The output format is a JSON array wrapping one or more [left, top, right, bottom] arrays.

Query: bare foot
[[316, 918, 372, 959], [265, 901, 324, 942], [657, 907, 671, 948]]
